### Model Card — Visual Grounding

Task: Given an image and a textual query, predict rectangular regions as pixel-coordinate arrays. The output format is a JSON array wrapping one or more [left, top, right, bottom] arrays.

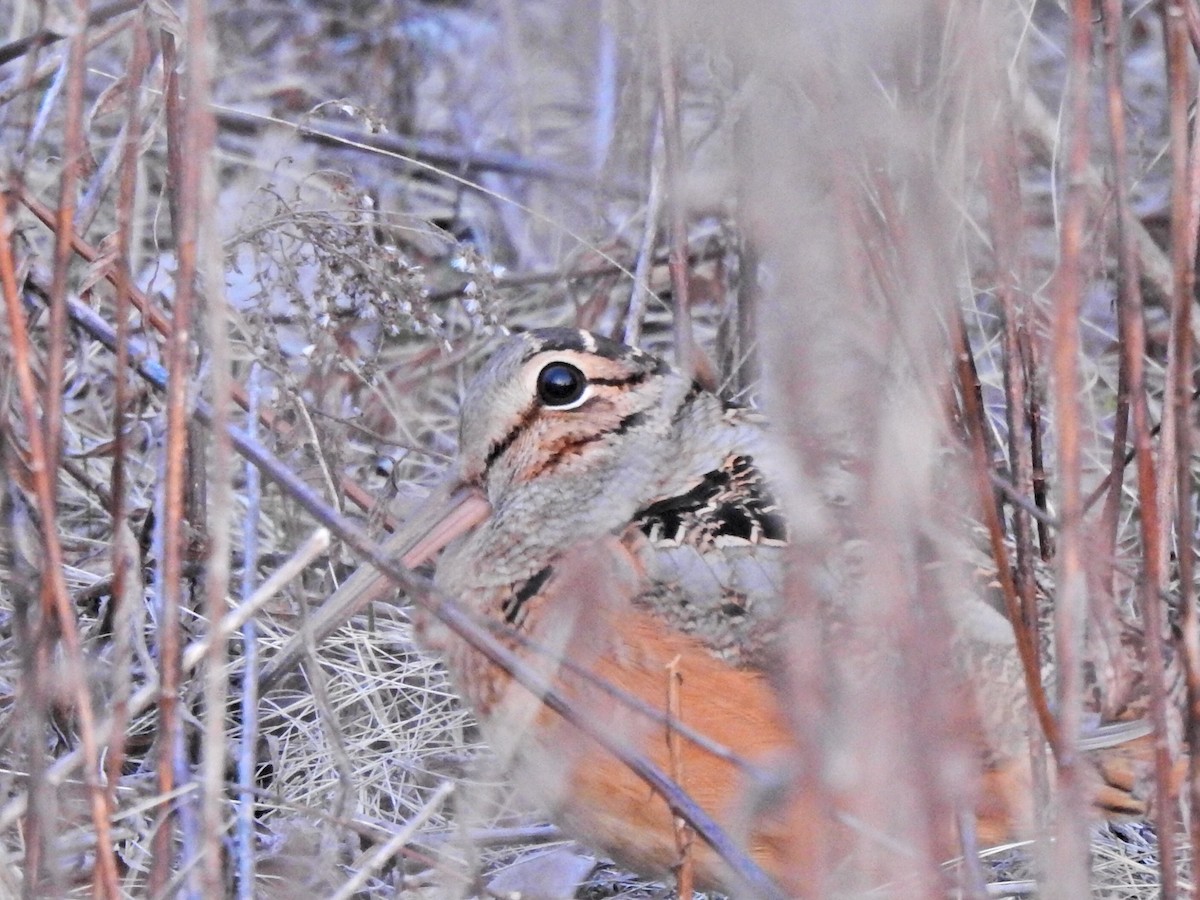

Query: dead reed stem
[[1164, 5, 1199, 898], [42, 0, 89, 497], [981, 70, 1054, 825], [1048, 1, 1095, 895], [102, 12, 151, 830], [149, 18, 206, 892]]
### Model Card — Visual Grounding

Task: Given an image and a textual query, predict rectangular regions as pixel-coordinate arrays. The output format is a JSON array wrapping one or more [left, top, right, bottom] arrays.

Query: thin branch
[[954, 315, 1061, 756], [215, 107, 635, 195], [235, 364, 262, 900], [1164, 7, 1198, 897], [43, 0, 89, 519], [981, 78, 1054, 821], [149, 21, 202, 893], [623, 108, 664, 347], [1104, 3, 1180, 895], [1047, 2, 1095, 895], [1019, 80, 1175, 303], [103, 12, 150, 828]]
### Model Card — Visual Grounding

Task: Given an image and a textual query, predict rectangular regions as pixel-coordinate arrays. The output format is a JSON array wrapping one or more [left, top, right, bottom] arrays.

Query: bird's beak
[[399, 484, 493, 567], [260, 481, 492, 689]]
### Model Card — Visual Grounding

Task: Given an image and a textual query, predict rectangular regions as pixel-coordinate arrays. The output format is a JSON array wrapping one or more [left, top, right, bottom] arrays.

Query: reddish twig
[[43, 0, 90, 511], [1106, 3, 1180, 895], [1163, 6, 1198, 896], [173, 0, 232, 893], [665, 656, 694, 897], [1047, 2, 1095, 894], [981, 86, 1054, 817], [952, 315, 1061, 756], [149, 24, 198, 893], [102, 13, 151, 834]]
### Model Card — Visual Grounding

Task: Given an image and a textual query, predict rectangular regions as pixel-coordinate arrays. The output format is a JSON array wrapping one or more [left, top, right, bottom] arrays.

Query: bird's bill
[[399, 484, 492, 567], [261, 483, 492, 688]]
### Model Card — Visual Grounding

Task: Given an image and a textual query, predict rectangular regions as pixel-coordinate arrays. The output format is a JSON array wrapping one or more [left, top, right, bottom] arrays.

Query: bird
[[279, 326, 1178, 895], [406, 327, 797, 892]]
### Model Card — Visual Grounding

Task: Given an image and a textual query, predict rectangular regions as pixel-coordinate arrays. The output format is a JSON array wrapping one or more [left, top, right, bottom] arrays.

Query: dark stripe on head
[[522, 328, 663, 367], [590, 369, 652, 389], [517, 328, 597, 360], [538, 409, 649, 473], [484, 404, 537, 471]]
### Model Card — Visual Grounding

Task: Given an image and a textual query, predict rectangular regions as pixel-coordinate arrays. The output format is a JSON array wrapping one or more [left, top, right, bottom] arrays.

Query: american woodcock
[[282, 327, 1178, 895]]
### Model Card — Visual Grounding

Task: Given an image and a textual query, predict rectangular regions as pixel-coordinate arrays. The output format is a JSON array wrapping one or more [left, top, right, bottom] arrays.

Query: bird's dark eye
[[536, 362, 587, 407]]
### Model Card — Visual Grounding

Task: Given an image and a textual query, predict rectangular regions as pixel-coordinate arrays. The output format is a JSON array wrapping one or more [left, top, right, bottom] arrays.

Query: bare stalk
[[1163, 6, 1199, 896], [652, 1, 694, 377], [1047, 1, 1095, 895], [103, 13, 151, 827]]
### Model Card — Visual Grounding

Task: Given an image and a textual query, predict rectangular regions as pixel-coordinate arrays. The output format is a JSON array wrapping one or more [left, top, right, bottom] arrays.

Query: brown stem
[[1048, 1, 1095, 893], [102, 13, 151, 833], [1164, 6, 1197, 897], [149, 24, 198, 894], [953, 316, 1060, 756], [981, 80, 1053, 821], [43, 0, 90, 520]]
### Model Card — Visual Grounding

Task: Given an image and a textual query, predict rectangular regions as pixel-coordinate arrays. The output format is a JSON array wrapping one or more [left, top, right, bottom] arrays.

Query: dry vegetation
[[0, 0, 1198, 897]]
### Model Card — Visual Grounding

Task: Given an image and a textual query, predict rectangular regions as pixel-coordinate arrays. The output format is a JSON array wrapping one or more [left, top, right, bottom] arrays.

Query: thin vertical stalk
[[652, 0, 694, 377], [150, 19, 205, 895], [953, 315, 1061, 754], [43, 0, 89, 484], [1105, 3, 1180, 896], [981, 86, 1053, 823], [187, 0, 227, 888], [592, 0, 618, 176], [1024, 333, 1055, 560], [1097, 0, 1134, 586], [235, 364, 262, 899], [4, 486, 50, 898], [1164, 4, 1199, 895], [1047, 1, 1094, 896], [103, 15, 150, 820], [624, 107, 663, 347]]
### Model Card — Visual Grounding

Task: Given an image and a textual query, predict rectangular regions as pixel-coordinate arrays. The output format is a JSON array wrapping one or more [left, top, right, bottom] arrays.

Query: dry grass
[[0, 0, 1197, 897]]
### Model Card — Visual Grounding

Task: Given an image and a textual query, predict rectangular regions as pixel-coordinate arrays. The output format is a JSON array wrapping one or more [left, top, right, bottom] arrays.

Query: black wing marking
[[635, 454, 788, 549]]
